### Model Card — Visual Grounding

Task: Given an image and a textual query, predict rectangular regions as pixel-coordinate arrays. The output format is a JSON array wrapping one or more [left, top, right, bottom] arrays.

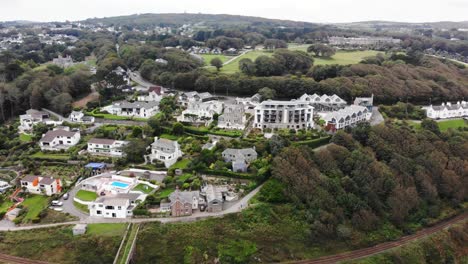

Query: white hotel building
[[253, 99, 314, 130], [423, 101, 468, 119]]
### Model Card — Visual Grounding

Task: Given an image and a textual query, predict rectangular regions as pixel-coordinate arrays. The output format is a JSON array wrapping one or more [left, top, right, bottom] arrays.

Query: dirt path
[[291, 212, 468, 264], [73, 85, 99, 108], [0, 253, 51, 264]]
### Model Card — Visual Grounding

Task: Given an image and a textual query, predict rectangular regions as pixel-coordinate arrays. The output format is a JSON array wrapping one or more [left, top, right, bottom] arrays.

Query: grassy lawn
[[0, 200, 14, 213], [19, 133, 32, 142], [86, 109, 148, 121], [31, 152, 70, 161], [200, 54, 231, 65], [169, 159, 190, 170], [409, 119, 467, 131], [218, 48, 380, 74], [73, 201, 89, 213], [132, 183, 154, 194], [313, 50, 381, 65], [75, 190, 98, 201], [437, 119, 467, 131], [87, 223, 127, 237], [159, 133, 181, 140], [21, 195, 50, 223], [220, 50, 272, 74], [155, 188, 175, 199]]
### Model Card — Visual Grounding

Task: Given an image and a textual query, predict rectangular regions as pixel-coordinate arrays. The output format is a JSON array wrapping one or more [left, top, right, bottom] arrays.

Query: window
[[96, 210, 101, 215]]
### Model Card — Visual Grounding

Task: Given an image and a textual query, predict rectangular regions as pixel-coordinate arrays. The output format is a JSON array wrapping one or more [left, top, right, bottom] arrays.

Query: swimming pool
[[111, 181, 130, 189]]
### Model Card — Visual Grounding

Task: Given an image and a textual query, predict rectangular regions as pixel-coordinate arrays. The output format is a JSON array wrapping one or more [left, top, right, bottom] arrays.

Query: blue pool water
[[111, 181, 130, 189]]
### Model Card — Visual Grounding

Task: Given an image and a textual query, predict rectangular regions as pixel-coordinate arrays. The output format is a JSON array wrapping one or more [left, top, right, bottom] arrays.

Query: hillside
[[82, 13, 317, 28]]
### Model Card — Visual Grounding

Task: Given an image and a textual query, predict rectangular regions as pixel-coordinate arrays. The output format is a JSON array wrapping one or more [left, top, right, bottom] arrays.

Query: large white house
[[217, 104, 246, 130], [20, 176, 62, 196], [423, 101, 468, 119], [177, 101, 223, 124], [39, 127, 81, 151], [87, 138, 129, 157], [179, 91, 215, 106], [137, 86, 164, 102], [88, 193, 142, 218], [319, 105, 370, 132], [19, 109, 62, 133], [102, 101, 159, 118], [69, 111, 95, 124], [299, 93, 347, 112], [147, 137, 183, 168], [253, 99, 314, 131]]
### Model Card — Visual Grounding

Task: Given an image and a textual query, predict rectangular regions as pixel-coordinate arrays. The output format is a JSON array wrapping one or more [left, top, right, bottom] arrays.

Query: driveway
[[370, 106, 384, 126]]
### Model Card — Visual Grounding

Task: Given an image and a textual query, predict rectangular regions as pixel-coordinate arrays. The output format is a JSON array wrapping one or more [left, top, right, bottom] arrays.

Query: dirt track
[[0, 253, 50, 264], [291, 212, 468, 264]]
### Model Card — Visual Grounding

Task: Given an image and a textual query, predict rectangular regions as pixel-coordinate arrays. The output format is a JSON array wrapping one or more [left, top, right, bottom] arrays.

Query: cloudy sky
[[1, 0, 467, 23]]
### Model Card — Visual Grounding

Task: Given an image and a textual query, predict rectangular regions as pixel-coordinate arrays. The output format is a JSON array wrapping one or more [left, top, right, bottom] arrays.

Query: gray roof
[[431, 103, 468, 111], [39, 177, 55, 185], [25, 109, 49, 119], [204, 185, 224, 203], [22, 175, 38, 183], [40, 129, 78, 142], [169, 190, 199, 205], [88, 138, 116, 145], [152, 138, 178, 152], [113, 101, 159, 109], [222, 148, 257, 158]]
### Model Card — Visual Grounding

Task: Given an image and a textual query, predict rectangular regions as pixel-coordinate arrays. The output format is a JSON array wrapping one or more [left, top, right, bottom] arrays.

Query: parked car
[[51, 200, 63, 206], [53, 207, 64, 212], [63, 193, 69, 200]]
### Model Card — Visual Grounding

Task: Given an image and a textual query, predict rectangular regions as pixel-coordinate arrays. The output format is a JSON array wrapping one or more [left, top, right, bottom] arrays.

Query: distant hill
[[334, 20, 468, 30], [82, 13, 317, 28]]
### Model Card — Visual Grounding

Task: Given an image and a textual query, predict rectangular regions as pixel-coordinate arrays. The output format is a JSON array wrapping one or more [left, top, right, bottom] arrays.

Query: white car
[[51, 200, 63, 206], [53, 207, 64, 212]]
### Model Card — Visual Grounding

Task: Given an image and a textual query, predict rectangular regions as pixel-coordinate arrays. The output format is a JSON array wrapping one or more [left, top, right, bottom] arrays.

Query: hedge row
[[198, 169, 255, 180], [293, 136, 332, 149]]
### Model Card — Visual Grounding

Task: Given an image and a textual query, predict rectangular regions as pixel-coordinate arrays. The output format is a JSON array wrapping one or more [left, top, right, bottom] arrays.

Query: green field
[[75, 190, 98, 201], [0, 200, 14, 214], [21, 195, 50, 223], [218, 47, 380, 74], [132, 183, 154, 194], [437, 119, 467, 131], [169, 159, 191, 170], [19, 133, 32, 142], [155, 188, 175, 199], [87, 223, 127, 237], [410, 119, 467, 131], [200, 54, 232, 66], [31, 152, 70, 161]]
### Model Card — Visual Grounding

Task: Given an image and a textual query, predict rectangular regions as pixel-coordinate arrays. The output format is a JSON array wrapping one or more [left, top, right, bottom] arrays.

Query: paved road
[[370, 106, 384, 126]]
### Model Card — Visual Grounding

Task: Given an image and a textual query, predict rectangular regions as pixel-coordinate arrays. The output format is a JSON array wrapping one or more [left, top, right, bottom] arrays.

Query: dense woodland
[[272, 121, 467, 242]]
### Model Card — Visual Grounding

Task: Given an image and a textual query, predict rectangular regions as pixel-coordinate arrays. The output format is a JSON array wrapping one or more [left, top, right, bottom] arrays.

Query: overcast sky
[[1, 0, 467, 23]]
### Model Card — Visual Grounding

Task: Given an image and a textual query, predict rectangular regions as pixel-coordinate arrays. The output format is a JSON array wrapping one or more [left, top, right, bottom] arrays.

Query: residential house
[[0, 180, 11, 193], [319, 105, 370, 132], [354, 94, 374, 117], [160, 190, 202, 217], [299, 93, 347, 112], [253, 99, 314, 131], [222, 148, 258, 172], [102, 101, 159, 118], [423, 101, 468, 119], [87, 138, 129, 157], [39, 127, 80, 151], [111, 66, 131, 86], [177, 101, 223, 124], [88, 193, 142, 218], [20, 176, 62, 196], [179, 91, 215, 106], [69, 111, 95, 124], [201, 184, 226, 212], [52, 55, 73, 68], [137, 86, 164, 102], [235, 93, 262, 106], [19, 109, 62, 133], [147, 137, 183, 168], [218, 104, 246, 130]]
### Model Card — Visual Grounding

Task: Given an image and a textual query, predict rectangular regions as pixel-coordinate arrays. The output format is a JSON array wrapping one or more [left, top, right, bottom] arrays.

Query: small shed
[[72, 224, 87, 235]]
